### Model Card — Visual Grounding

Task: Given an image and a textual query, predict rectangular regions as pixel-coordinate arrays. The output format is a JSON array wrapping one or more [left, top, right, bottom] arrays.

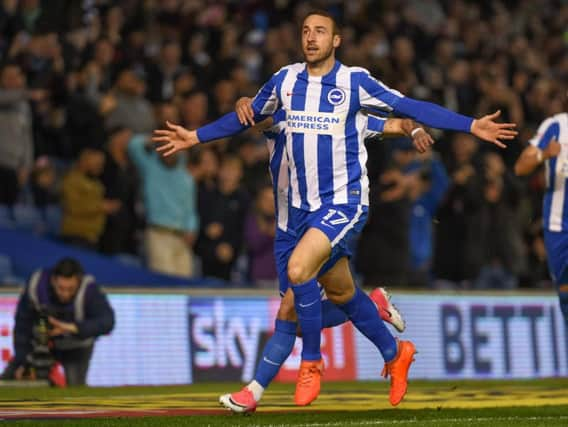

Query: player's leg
[[287, 226, 331, 405], [319, 258, 398, 361], [544, 230, 568, 325], [220, 289, 298, 413], [220, 230, 299, 413], [320, 258, 415, 406]]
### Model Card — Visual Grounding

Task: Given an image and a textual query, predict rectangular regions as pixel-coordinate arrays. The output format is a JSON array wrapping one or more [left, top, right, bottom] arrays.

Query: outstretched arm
[[395, 98, 517, 148], [152, 112, 248, 156], [152, 71, 284, 156], [358, 73, 517, 148]]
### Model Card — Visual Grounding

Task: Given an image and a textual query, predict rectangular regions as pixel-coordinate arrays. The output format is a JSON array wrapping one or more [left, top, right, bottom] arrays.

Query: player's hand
[[411, 128, 434, 153], [235, 97, 255, 126], [152, 121, 199, 156], [48, 317, 78, 336], [543, 139, 561, 159], [470, 110, 517, 148]]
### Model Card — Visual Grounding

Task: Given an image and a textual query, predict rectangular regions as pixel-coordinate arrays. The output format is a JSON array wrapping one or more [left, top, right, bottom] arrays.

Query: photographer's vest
[[27, 269, 95, 350]]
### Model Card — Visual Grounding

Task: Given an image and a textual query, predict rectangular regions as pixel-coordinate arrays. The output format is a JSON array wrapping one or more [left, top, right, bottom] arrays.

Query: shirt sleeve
[[75, 285, 115, 339], [358, 71, 473, 132], [197, 70, 287, 143], [528, 117, 560, 149], [251, 70, 285, 116], [365, 116, 386, 139], [358, 71, 405, 112]]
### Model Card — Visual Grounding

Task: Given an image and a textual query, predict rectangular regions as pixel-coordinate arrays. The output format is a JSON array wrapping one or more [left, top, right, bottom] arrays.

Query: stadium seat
[[0, 254, 13, 281], [42, 205, 62, 236], [0, 205, 14, 228], [113, 253, 143, 268], [12, 204, 44, 234]]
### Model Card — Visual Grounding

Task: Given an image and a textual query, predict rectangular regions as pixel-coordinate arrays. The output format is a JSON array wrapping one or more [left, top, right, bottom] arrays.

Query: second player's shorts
[[544, 229, 568, 283], [274, 204, 368, 296]]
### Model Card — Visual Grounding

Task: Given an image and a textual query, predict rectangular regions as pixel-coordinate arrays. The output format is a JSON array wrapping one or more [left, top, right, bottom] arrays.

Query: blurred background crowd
[[0, 0, 566, 289]]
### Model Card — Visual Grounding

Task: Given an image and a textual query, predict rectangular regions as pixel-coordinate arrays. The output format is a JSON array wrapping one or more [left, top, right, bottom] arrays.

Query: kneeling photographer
[[2, 258, 115, 385]]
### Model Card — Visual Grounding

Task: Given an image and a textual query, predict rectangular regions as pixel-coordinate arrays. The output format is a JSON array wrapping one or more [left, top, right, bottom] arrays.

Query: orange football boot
[[294, 359, 324, 406], [381, 340, 416, 406]]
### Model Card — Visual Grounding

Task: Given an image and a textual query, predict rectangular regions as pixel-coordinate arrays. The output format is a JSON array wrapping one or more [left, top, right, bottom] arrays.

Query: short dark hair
[[302, 9, 340, 36], [52, 258, 84, 278]]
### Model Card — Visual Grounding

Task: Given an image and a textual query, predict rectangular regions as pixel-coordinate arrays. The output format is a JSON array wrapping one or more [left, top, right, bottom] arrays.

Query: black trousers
[[0, 166, 19, 205], [53, 345, 94, 386]]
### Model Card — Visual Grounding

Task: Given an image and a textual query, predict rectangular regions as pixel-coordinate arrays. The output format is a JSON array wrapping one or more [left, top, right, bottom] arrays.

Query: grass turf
[[1, 379, 567, 426]]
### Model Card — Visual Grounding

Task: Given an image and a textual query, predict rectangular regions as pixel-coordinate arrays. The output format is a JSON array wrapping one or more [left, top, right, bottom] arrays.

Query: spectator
[[180, 89, 209, 129], [464, 153, 525, 289], [99, 126, 140, 255], [105, 68, 155, 134], [236, 137, 269, 197], [187, 145, 220, 217], [244, 184, 277, 289], [146, 40, 186, 103], [407, 151, 449, 287], [0, 62, 34, 205], [0, 0, 564, 288], [30, 156, 58, 208], [433, 134, 480, 288], [196, 155, 248, 281], [60, 148, 120, 250], [128, 134, 198, 277], [356, 140, 414, 287], [3, 257, 114, 386]]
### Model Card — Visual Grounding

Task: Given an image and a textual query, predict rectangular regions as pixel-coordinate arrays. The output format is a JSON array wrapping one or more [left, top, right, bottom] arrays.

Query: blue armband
[[395, 97, 474, 133]]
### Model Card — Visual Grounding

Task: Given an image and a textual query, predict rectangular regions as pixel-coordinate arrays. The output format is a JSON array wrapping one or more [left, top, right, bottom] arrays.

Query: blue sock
[[338, 287, 397, 362], [292, 279, 322, 361], [254, 319, 297, 388], [322, 299, 348, 328], [559, 290, 568, 322]]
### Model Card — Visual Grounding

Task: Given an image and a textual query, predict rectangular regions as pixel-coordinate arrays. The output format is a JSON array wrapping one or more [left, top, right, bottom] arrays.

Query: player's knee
[[287, 260, 310, 285], [321, 279, 355, 305], [325, 286, 355, 305]]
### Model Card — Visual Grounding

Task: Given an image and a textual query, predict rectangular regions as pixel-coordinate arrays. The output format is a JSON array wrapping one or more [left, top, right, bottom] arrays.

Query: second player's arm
[[514, 141, 560, 176], [383, 118, 434, 153]]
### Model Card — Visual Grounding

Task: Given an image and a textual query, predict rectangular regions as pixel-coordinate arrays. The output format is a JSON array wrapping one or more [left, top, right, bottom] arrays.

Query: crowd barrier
[[0, 289, 564, 386]]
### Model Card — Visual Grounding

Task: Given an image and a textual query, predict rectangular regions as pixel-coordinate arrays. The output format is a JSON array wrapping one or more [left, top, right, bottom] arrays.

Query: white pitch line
[[248, 415, 568, 427]]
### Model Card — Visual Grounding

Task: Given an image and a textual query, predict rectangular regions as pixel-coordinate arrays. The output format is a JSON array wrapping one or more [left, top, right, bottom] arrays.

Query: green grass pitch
[[0, 379, 567, 426]]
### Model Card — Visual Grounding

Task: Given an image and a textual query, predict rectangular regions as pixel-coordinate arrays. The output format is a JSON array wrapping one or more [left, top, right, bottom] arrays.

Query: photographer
[[4, 258, 114, 386]]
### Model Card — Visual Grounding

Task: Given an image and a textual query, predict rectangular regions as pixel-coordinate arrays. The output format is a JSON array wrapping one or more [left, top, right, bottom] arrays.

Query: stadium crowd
[[0, 0, 566, 289]]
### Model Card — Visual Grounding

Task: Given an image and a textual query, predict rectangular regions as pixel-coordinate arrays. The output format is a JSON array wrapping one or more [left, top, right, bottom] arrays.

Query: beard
[[303, 44, 334, 66]]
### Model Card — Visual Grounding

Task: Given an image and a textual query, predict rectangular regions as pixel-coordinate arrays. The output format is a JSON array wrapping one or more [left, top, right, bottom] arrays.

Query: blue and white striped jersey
[[252, 60, 404, 211], [529, 113, 568, 232], [264, 109, 386, 231]]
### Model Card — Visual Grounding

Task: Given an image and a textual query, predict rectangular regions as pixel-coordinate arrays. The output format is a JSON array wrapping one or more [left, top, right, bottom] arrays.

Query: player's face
[[301, 15, 340, 65]]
